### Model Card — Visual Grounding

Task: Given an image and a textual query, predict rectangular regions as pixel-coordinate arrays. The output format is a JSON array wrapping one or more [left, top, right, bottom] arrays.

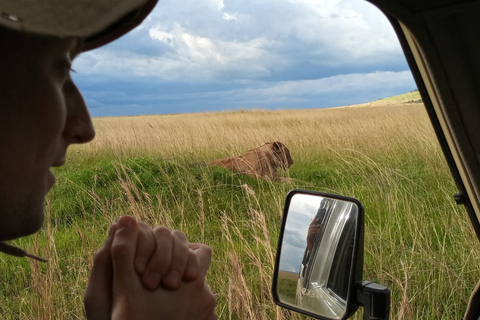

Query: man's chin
[[0, 207, 45, 242]]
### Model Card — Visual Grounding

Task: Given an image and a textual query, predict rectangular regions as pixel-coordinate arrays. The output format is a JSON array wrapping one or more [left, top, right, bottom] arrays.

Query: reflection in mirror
[[275, 193, 359, 320]]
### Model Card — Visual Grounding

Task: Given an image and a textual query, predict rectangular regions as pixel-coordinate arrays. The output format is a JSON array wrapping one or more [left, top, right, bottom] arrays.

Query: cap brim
[[0, 0, 158, 52], [82, 0, 158, 52]]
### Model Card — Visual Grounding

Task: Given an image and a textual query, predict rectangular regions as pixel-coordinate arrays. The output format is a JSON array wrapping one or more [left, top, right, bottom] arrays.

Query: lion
[[209, 141, 293, 180]]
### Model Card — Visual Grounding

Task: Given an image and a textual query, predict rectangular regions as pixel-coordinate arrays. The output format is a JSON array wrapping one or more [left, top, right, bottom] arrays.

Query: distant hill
[[343, 90, 422, 108], [372, 90, 422, 104]]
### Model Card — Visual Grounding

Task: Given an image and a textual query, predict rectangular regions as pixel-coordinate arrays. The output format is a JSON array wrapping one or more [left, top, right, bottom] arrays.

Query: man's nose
[[64, 83, 96, 144], [65, 112, 96, 144]]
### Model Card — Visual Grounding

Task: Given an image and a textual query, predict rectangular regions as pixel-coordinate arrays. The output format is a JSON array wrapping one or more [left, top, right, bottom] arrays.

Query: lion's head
[[267, 141, 293, 170]]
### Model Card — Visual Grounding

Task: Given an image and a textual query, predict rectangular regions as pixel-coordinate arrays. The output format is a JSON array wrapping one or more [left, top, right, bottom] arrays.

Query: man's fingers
[[162, 231, 189, 289], [189, 243, 212, 276], [202, 283, 218, 320], [141, 226, 172, 290], [135, 222, 156, 275], [111, 216, 139, 285], [84, 223, 116, 320], [90, 223, 116, 279], [207, 308, 218, 320], [183, 249, 199, 281], [132, 224, 211, 291]]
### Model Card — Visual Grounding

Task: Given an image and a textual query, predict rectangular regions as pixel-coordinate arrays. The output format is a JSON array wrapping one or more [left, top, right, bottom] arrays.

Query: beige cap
[[0, 0, 158, 51]]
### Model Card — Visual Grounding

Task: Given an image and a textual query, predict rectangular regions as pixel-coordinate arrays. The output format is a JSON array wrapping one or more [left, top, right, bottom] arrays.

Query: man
[[0, 0, 216, 319]]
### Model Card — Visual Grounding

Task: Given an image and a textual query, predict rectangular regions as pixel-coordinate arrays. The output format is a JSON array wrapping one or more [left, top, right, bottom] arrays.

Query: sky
[[72, 0, 417, 117], [279, 194, 321, 273]]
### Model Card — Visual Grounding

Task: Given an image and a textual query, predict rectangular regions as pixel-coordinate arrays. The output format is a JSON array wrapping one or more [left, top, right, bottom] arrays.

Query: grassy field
[[1, 99, 480, 319]]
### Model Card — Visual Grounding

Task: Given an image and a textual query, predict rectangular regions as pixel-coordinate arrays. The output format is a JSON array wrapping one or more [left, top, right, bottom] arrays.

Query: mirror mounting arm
[[355, 281, 391, 320]]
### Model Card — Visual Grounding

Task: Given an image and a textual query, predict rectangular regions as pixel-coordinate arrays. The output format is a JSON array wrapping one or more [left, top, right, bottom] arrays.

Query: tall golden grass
[[1, 103, 479, 319], [79, 104, 437, 162]]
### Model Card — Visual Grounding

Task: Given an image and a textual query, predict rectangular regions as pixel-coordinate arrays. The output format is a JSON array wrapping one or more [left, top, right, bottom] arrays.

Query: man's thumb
[[111, 216, 139, 286], [84, 223, 116, 320]]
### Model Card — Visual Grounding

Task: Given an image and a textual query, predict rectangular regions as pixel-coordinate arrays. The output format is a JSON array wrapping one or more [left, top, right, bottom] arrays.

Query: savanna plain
[[1, 93, 480, 319]]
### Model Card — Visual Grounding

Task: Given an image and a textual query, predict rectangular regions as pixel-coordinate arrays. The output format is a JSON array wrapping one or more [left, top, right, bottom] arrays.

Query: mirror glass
[[275, 192, 359, 320]]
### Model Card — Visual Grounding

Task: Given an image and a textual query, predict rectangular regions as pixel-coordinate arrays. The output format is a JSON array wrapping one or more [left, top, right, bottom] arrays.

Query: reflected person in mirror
[[0, 1, 216, 319], [303, 199, 331, 269]]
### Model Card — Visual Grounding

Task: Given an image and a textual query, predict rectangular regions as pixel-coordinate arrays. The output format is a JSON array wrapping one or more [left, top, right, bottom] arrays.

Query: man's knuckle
[[206, 291, 217, 311], [153, 226, 171, 238], [203, 245, 213, 257], [111, 242, 130, 260], [137, 221, 150, 229], [92, 250, 105, 264], [172, 230, 187, 240]]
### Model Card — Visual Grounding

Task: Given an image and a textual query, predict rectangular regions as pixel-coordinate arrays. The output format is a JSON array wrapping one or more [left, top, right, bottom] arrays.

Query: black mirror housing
[[272, 189, 365, 320]]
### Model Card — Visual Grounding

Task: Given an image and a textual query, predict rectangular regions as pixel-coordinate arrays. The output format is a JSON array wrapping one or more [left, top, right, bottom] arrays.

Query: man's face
[[0, 29, 95, 241]]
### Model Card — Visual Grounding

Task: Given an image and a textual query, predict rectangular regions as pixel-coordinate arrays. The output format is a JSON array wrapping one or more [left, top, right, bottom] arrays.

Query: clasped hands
[[84, 216, 217, 320]]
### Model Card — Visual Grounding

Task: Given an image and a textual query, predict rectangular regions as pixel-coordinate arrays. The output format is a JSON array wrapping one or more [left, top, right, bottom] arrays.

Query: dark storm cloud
[[73, 0, 416, 116]]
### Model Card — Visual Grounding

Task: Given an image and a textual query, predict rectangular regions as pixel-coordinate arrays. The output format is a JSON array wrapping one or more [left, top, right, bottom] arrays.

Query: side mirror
[[272, 189, 364, 320]]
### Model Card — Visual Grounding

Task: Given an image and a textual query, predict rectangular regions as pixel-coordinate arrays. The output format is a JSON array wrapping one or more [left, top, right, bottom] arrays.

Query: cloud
[[75, 0, 406, 79], [72, 0, 415, 116], [83, 98, 105, 109], [279, 241, 305, 273], [74, 69, 415, 116], [76, 30, 278, 81], [258, 70, 414, 98]]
